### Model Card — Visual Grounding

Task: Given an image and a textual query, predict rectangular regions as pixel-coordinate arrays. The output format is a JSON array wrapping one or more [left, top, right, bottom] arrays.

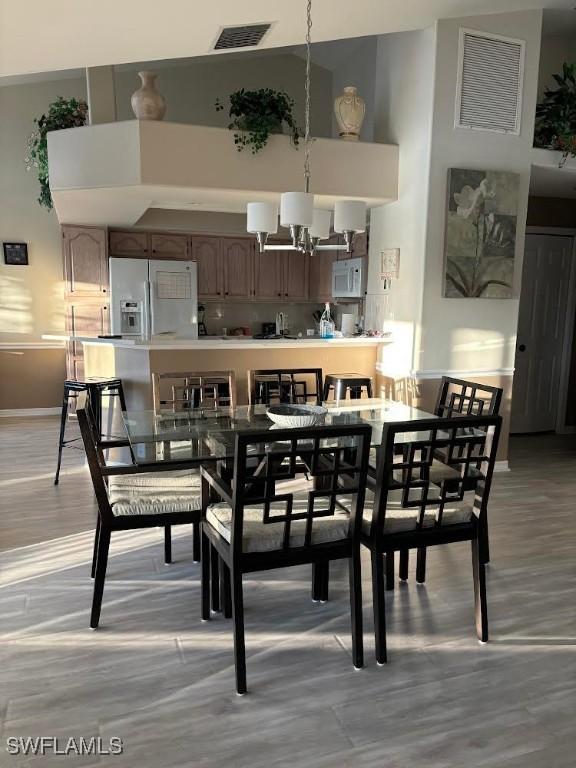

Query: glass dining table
[[121, 399, 441, 468]]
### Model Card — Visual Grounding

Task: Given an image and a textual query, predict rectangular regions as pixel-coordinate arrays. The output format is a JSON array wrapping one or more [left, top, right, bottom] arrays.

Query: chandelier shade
[[247, 202, 278, 234], [280, 192, 314, 228], [309, 209, 332, 239], [334, 200, 367, 233]]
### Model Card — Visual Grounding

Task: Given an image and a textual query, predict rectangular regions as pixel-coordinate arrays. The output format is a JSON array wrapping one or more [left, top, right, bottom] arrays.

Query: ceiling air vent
[[213, 23, 272, 50], [455, 28, 525, 135]]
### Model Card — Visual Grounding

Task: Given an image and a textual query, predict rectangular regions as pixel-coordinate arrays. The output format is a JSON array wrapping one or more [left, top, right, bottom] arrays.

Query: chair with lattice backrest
[[248, 368, 323, 407], [200, 422, 371, 694], [382, 377, 503, 590], [363, 414, 501, 664], [435, 376, 503, 419], [76, 391, 207, 629], [152, 370, 236, 413]]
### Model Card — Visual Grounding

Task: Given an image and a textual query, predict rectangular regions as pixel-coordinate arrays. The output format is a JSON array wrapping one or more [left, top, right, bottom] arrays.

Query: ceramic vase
[[131, 71, 166, 121], [334, 86, 365, 141]]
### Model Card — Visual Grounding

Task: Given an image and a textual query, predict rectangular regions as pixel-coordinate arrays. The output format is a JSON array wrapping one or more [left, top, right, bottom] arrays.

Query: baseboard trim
[[0, 407, 61, 417], [375, 364, 515, 379], [495, 460, 510, 472]]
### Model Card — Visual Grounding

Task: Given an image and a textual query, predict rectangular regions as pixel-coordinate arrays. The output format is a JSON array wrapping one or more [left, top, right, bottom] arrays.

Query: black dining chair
[[248, 368, 323, 406], [77, 393, 207, 628], [364, 414, 501, 663], [200, 422, 371, 694], [374, 376, 503, 589]]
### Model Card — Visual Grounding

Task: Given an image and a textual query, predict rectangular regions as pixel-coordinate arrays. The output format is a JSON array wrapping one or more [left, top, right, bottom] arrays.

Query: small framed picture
[[3, 242, 28, 265]]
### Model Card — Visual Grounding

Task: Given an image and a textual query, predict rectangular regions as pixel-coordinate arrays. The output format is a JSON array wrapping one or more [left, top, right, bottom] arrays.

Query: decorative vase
[[334, 86, 365, 141], [131, 71, 166, 121]]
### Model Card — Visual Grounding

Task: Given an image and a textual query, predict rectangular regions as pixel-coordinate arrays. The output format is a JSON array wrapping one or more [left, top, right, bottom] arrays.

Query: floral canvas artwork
[[443, 168, 520, 299]]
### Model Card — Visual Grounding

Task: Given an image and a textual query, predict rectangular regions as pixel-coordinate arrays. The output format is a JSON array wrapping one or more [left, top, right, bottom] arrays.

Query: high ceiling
[[0, 0, 573, 79]]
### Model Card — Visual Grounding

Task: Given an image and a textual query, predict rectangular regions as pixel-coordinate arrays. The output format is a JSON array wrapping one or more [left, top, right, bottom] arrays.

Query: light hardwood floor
[[0, 416, 575, 767]]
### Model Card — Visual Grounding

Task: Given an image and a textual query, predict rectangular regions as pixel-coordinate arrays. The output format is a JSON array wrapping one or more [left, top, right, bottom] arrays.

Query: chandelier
[[246, 0, 366, 255]]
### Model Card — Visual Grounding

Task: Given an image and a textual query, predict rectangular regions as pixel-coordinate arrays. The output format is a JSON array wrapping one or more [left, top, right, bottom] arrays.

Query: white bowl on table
[[266, 404, 327, 428]]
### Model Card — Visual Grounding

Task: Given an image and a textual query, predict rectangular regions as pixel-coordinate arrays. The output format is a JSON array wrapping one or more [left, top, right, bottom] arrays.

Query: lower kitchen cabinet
[[65, 302, 110, 381]]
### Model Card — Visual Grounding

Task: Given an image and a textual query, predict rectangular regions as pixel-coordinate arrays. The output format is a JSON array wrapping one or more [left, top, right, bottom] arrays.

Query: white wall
[[0, 76, 87, 342], [418, 10, 543, 374], [366, 27, 436, 375]]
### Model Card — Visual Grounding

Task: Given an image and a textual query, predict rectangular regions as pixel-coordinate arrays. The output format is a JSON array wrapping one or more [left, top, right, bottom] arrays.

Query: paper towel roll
[[341, 313, 356, 336]]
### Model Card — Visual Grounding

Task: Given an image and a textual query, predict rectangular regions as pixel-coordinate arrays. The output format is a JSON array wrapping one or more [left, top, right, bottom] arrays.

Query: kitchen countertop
[[43, 334, 391, 351]]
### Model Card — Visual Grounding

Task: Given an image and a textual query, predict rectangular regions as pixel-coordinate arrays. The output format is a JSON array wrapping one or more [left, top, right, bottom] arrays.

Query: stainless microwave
[[331, 257, 366, 298]]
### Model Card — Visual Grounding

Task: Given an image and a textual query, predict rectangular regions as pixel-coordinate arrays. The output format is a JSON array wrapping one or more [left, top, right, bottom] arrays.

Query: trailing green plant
[[25, 96, 89, 210], [215, 88, 300, 154], [535, 61, 576, 168]]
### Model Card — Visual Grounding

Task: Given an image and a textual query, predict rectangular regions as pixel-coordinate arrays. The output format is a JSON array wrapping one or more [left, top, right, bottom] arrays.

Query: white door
[[511, 234, 574, 433], [109, 258, 148, 336], [149, 260, 198, 338]]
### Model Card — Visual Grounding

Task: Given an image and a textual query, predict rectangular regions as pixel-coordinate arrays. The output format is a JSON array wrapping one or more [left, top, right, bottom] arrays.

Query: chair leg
[[371, 549, 387, 664], [321, 561, 329, 602], [385, 551, 395, 590], [349, 549, 364, 669], [164, 525, 172, 564], [221, 559, 232, 619], [399, 549, 409, 581], [192, 521, 201, 563], [90, 527, 111, 629], [54, 387, 69, 485], [91, 517, 101, 579], [480, 516, 490, 564], [312, 562, 322, 602], [472, 536, 488, 642], [210, 545, 220, 612], [230, 567, 247, 695], [416, 547, 427, 584], [201, 527, 210, 621]]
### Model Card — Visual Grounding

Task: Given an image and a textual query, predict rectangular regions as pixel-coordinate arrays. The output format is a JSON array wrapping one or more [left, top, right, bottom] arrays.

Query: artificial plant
[[534, 62, 576, 168], [215, 88, 300, 154], [25, 96, 89, 210]]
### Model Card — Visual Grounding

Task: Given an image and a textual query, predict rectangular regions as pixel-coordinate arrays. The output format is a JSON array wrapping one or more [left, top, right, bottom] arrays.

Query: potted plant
[[215, 88, 300, 154], [535, 62, 576, 168], [25, 96, 89, 210]]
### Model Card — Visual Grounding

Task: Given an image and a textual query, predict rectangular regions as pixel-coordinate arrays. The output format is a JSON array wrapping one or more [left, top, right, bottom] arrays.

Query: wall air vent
[[213, 23, 272, 50], [455, 28, 525, 135]]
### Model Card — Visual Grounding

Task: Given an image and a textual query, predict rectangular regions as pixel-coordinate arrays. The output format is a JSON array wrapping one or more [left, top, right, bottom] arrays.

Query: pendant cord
[[304, 0, 312, 194]]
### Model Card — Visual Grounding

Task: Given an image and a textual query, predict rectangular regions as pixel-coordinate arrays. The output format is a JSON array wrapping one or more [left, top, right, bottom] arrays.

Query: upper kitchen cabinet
[[191, 235, 223, 299], [254, 249, 283, 300], [309, 250, 336, 303], [222, 238, 254, 299], [109, 230, 149, 258], [62, 225, 108, 297], [283, 251, 309, 301], [150, 233, 188, 259]]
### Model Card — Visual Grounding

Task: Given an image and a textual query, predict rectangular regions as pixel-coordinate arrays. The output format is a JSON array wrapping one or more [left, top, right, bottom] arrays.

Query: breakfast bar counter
[[44, 335, 389, 408]]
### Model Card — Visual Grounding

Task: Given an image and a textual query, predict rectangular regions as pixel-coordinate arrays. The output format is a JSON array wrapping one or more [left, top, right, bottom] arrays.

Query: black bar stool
[[54, 377, 127, 485], [322, 373, 373, 402]]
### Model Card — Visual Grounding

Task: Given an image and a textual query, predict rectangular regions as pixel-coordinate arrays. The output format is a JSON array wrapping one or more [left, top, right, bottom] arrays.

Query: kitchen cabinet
[[222, 237, 254, 299], [109, 230, 149, 258], [191, 235, 223, 299], [309, 250, 336, 303], [283, 250, 309, 300], [254, 249, 283, 300], [65, 302, 110, 381], [150, 233, 188, 259], [62, 225, 108, 297]]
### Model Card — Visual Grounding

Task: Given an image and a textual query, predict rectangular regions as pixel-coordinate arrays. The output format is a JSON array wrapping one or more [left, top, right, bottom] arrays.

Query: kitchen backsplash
[[201, 301, 362, 336]]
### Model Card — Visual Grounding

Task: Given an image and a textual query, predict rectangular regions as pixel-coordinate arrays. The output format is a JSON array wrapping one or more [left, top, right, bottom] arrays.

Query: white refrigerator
[[109, 258, 198, 339]]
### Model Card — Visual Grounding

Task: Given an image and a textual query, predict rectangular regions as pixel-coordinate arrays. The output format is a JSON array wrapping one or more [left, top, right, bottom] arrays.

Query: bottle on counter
[[319, 303, 335, 339]]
